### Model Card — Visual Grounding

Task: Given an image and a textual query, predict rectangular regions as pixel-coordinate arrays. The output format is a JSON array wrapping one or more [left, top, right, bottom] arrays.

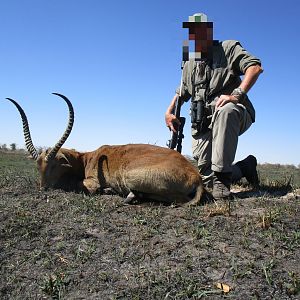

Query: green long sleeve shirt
[[177, 40, 262, 122]]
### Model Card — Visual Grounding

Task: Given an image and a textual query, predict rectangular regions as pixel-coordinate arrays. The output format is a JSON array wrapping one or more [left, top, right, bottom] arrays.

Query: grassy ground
[[0, 151, 299, 299]]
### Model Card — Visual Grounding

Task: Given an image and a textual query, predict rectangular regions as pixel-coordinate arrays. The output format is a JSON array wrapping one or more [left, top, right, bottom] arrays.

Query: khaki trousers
[[192, 102, 253, 188]]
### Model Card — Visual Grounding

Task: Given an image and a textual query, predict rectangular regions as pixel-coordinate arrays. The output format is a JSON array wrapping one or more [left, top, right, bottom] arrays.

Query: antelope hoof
[[124, 191, 138, 204]]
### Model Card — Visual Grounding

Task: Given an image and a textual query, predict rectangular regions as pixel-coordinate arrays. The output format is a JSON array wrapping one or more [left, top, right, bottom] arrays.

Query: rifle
[[167, 95, 186, 153], [167, 63, 186, 153]]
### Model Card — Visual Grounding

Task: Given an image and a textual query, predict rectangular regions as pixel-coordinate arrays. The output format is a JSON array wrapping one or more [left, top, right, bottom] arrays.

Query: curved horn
[[5, 98, 39, 160], [45, 93, 74, 162]]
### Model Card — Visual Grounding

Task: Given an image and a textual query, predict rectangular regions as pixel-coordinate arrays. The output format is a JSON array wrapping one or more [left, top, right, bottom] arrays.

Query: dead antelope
[[5, 93, 203, 205]]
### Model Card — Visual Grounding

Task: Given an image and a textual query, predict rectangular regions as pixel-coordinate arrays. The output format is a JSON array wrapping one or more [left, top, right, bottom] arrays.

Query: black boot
[[235, 155, 259, 187], [212, 172, 232, 200]]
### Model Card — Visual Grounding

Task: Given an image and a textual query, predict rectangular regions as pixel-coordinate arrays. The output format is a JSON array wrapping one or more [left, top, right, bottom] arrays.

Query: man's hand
[[165, 112, 181, 133], [215, 94, 238, 109], [165, 94, 182, 132], [216, 65, 263, 110]]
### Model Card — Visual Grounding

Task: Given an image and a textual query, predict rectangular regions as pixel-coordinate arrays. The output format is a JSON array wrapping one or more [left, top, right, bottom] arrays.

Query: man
[[165, 13, 263, 200]]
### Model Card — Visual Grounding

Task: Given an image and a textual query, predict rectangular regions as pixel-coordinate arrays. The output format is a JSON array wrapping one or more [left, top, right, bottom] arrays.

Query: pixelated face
[[182, 21, 213, 60]]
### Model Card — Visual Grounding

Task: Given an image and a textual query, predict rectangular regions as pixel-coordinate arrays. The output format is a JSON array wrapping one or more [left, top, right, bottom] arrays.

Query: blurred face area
[[182, 21, 213, 60]]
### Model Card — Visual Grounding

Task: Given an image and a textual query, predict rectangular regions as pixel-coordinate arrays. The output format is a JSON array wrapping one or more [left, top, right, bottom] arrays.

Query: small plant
[[282, 230, 300, 251], [41, 272, 69, 299], [257, 208, 280, 229], [231, 256, 254, 281], [285, 271, 300, 296], [205, 200, 231, 217], [261, 259, 276, 286], [75, 240, 96, 263], [132, 215, 147, 225], [191, 222, 211, 243]]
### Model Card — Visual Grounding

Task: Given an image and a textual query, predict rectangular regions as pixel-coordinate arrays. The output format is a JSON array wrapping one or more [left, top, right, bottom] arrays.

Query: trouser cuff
[[211, 163, 232, 173]]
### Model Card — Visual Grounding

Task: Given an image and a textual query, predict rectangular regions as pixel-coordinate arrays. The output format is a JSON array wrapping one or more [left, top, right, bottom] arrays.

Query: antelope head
[[6, 93, 78, 190]]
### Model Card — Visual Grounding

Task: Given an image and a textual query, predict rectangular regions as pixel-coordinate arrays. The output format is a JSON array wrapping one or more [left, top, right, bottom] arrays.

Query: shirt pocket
[[209, 67, 234, 95]]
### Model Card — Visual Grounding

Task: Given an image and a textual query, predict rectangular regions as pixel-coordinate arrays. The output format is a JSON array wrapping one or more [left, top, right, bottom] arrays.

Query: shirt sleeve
[[175, 62, 192, 102], [225, 40, 262, 75]]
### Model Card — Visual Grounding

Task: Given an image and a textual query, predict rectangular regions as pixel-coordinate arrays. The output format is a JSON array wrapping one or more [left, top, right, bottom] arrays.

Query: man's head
[[182, 13, 214, 61]]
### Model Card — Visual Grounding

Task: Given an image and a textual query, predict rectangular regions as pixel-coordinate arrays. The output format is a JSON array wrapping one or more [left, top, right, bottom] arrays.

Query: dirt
[[1, 162, 300, 299]]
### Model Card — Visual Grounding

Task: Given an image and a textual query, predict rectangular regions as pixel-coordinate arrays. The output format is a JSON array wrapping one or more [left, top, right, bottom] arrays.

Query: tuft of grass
[[261, 259, 276, 286], [204, 200, 232, 217], [285, 272, 300, 296], [260, 180, 292, 194], [191, 221, 211, 243], [257, 208, 281, 229], [41, 272, 69, 299], [74, 240, 96, 263], [281, 230, 300, 251]]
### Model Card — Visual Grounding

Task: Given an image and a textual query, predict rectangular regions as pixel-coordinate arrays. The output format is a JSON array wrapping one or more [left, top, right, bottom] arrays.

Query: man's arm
[[165, 94, 182, 132], [216, 64, 263, 109], [239, 64, 263, 93]]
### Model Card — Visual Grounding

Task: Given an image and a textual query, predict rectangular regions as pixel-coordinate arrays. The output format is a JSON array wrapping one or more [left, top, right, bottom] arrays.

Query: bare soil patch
[[1, 153, 300, 299]]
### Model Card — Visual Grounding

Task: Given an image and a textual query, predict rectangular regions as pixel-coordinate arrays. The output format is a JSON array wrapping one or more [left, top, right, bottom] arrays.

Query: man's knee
[[212, 103, 241, 140], [215, 103, 239, 122], [219, 102, 237, 112]]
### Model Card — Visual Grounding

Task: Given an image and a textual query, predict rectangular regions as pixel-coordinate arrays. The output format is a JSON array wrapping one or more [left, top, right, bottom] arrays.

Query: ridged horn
[[45, 93, 74, 162], [5, 98, 39, 160]]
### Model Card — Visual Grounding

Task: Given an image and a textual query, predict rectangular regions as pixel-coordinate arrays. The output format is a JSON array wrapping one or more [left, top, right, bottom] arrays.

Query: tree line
[[0, 143, 46, 154], [0, 143, 17, 151]]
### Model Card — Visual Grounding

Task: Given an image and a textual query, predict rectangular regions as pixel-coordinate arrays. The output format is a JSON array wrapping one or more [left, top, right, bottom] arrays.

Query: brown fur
[[37, 144, 203, 205]]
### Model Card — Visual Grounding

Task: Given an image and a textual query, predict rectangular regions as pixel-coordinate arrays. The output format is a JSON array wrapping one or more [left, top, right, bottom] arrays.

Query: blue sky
[[0, 0, 299, 165]]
